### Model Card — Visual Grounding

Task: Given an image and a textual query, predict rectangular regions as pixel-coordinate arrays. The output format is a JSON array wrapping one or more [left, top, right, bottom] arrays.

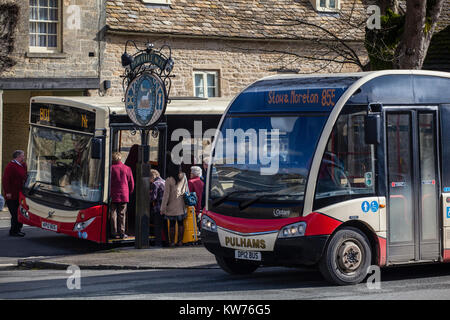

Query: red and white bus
[[18, 96, 226, 243], [201, 70, 450, 285]]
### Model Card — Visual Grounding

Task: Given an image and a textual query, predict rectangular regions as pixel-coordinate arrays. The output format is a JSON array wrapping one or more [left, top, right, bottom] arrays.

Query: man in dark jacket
[[110, 152, 134, 239], [149, 169, 166, 247], [2, 150, 28, 237]]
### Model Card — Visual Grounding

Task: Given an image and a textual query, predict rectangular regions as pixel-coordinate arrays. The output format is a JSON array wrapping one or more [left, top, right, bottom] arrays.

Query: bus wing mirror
[[365, 114, 381, 145], [91, 137, 103, 159]]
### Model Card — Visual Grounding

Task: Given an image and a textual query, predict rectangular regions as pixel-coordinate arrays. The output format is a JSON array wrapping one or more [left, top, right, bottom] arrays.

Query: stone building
[[0, 0, 104, 175], [0, 0, 385, 180]]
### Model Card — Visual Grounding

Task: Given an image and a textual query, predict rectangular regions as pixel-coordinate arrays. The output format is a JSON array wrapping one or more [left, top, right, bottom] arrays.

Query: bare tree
[[395, 0, 445, 69], [0, 3, 19, 74], [216, 0, 447, 72]]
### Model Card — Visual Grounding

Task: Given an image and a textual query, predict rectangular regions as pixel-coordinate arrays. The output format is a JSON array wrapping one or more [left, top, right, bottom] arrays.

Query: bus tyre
[[319, 227, 372, 285], [216, 256, 259, 275]]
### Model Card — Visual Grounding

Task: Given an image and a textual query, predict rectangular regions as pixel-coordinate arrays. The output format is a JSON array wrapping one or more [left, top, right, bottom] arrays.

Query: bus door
[[385, 108, 440, 263], [109, 124, 168, 240]]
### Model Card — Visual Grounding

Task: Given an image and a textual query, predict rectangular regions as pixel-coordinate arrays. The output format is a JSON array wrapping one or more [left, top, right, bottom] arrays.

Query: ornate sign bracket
[[121, 41, 174, 128]]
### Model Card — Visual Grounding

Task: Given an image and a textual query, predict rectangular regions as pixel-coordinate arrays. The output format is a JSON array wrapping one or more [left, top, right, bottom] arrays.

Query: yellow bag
[[167, 206, 198, 244], [183, 206, 198, 243]]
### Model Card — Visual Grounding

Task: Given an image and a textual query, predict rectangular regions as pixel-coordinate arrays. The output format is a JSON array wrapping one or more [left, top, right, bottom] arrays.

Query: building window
[[194, 71, 219, 98], [29, 0, 60, 52], [313, 0, 340, 12]]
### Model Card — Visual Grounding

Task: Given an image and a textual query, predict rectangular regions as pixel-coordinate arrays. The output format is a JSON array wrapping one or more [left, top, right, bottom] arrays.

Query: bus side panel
[[377, 234, 387, 267]]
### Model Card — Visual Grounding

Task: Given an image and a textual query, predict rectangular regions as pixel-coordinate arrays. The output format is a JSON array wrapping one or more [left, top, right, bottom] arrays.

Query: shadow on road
[[0, 225, 124, 259]]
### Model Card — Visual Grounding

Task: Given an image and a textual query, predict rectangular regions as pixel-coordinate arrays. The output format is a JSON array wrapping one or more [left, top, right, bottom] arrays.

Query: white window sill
[[26, 52, 67, 59]]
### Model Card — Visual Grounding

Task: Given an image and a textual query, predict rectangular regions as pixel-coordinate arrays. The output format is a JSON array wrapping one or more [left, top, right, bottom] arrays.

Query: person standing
[[2, 150, 28, 237], [149, 169, 166, 247], [110, 152, 134, 239], [161, 162, 187, 247], [188, 166, 204, 218]]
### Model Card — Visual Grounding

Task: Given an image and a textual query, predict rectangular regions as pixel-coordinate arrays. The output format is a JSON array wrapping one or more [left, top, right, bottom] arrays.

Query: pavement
[[0, 209, 219, 271], [16, 245, 219, 270]]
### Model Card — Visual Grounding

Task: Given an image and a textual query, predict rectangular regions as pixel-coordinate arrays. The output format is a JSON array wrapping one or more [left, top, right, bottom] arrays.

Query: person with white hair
[[188, 165, 204, 217]]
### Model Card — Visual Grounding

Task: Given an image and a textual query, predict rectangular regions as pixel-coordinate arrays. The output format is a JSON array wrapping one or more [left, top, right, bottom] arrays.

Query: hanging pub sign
[[121, 41, 174, 127]]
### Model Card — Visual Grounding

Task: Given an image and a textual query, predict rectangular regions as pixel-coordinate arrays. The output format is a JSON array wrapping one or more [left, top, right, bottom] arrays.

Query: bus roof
[[30, 96, 231, 115], [227, 70, 450, 114]]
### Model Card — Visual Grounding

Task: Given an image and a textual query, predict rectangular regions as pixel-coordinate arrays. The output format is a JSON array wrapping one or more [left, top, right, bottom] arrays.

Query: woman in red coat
[[110, 152, 134, 239], [2, 150, 27, 237]]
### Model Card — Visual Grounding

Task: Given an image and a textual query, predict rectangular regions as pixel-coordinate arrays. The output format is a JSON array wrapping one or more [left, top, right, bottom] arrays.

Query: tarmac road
[[3, 263, 450, 300], [4, 212, 450, 301]]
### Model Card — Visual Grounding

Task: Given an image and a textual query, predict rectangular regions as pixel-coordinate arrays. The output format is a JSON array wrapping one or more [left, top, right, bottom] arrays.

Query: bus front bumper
[[201, 229, 329, 266]]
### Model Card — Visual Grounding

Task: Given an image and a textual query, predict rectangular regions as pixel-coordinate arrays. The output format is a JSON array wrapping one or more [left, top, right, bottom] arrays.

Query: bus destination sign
[[266, 88, 347, 111], [30, 103, 96, 133]]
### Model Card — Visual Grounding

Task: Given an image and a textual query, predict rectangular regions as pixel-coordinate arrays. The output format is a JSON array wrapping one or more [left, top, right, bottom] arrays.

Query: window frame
[[193, 70, 220, 98], [311, 0, 340, 12], [29, 0, 61, 53], [313, 105, 377, 210], [141, 0, 171, 5]]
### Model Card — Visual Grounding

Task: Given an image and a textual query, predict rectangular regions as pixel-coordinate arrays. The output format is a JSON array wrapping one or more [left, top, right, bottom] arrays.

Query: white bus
[[201, 70, 450, 285]]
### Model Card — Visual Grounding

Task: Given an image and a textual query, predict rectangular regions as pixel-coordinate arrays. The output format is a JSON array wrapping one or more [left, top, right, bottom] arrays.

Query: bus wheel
[[215, 256, 259, 275], [319, 227, 372, 285]]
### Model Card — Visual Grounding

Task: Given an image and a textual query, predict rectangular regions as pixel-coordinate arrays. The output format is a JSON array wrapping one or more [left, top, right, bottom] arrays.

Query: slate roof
[[424, 25, 450, 72], [106, 0, 370, 41]]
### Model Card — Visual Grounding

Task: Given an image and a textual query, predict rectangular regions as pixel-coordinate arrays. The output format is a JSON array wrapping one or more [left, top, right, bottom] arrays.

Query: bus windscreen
[[209, 114, 328, 209], [24, 126, 103, 205]]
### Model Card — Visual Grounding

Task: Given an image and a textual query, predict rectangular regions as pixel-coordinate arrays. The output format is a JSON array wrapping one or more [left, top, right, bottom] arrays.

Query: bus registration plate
[[235, 250, 261, 261], [42, 221, 58, 232]]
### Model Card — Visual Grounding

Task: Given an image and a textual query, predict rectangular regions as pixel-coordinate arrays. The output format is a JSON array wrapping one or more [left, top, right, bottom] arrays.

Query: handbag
[[182, 174, 198, 206]]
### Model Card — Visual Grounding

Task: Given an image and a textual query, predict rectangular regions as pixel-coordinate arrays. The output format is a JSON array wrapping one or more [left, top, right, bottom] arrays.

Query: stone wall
[[102, 35, 366, 98], [0, 0, 103, 78]]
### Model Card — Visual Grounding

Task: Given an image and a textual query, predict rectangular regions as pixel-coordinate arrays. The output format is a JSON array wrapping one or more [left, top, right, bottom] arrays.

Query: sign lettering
[[81, 114, 88, 128], [266, 88, 343, 109], [224, 236, 266, 249], [130, 52, 168, 71], [40, 107, 50, 121], [31, 103, 95, 133]]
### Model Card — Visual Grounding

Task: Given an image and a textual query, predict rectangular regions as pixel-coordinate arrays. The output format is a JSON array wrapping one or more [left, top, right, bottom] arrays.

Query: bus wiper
[[212, 189, 267, 207], [238, 193, 301, 211], [27, 182, 41, 196]]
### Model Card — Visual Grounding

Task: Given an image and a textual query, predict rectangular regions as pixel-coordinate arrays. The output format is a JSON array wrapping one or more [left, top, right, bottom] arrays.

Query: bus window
[[313, 106, 376, 209]]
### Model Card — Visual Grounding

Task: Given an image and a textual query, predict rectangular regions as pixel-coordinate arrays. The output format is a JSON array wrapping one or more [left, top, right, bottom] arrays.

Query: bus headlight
[[278, 222, 306, 238], [73, 217, 96, 232], [19, 206, 29, 219], [201, 215, 217, 233]]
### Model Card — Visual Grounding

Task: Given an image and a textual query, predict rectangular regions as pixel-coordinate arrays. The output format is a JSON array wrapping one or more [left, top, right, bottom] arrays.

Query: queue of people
[[110, 150, 206, 247], [149, 163, 205, 247]]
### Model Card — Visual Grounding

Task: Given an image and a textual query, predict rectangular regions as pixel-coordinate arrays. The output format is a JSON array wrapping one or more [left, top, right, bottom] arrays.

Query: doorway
[[385, 108, 440, 263]]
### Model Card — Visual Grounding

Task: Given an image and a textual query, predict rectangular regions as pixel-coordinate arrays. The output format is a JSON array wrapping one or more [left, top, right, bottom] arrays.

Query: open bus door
[[384, 108, 441, 263], [108, 123, 167, 243]]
